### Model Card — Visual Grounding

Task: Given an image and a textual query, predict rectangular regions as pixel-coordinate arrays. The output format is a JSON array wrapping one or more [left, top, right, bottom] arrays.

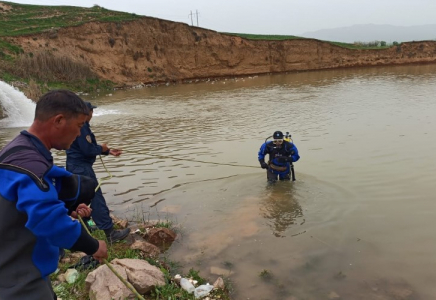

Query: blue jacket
[[258, 141, 300, 175], [0, 131, 98, 299], [66, 122, 108, 166]]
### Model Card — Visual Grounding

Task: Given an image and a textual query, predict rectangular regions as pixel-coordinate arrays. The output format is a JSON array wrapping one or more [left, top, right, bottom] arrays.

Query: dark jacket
[[66, 122, 108, 166]]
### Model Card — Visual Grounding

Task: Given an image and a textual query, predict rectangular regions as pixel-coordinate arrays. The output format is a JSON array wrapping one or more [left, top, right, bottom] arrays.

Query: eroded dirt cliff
[[5, 17, 436, 87]]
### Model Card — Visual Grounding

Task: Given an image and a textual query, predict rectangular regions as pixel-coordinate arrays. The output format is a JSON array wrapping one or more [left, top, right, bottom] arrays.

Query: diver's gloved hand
[[259, 160, 268, 169]]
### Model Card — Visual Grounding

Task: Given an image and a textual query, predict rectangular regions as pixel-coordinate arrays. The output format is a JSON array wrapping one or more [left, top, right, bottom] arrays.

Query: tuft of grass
[[151, 268, 231, 300], [128, 205, 177, 231], [52, 270, 89, 300], [187, 268, 206, 285], [155, 220, 173, 229], [223, 261, 233, 268], [259, 269, 273, 281], [333, 271, 347, 280], [0, 68, 20, 82], [0, 37, 23, 60], [13, 51, 97, 82]]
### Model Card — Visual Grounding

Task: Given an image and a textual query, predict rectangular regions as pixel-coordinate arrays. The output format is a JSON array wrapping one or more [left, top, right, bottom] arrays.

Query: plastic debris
[[180, 278, 195, 293], [64, 269, 79, 284], [194, 284, 214, 298]]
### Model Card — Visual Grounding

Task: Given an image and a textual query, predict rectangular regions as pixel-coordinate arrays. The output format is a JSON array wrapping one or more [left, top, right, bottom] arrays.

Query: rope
[[94, 155, 113, 192], [144, 153, 259, 169]]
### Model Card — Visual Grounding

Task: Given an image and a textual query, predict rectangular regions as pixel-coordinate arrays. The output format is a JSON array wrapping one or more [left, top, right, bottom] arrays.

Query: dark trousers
[[267, 168, 291, 182], [66, 163, 113, 230]]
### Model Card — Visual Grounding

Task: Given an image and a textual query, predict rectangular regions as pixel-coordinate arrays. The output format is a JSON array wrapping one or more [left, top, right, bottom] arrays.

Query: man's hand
[[93, 240, 108, 263], [70, 204, 91, 219], [76, 203, 92, 218], [101, 143, 109, 153], [109, 148, 122, 156], [260, 161, 268, 169]]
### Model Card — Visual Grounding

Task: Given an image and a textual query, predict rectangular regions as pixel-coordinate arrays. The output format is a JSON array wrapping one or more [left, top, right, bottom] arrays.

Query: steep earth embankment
[[4, 17, 436, 87]]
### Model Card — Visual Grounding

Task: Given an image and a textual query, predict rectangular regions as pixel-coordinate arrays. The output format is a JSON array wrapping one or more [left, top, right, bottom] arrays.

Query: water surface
[[2, 65, 436, 299]]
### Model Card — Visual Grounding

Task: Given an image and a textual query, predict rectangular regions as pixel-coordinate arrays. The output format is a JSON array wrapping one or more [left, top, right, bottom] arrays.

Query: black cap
[[85, 101, 97, 110], [273, 131, 284, 139]]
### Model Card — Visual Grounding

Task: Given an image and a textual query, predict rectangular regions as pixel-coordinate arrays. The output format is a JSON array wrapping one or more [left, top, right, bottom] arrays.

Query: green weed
[[259, 269, 273, 281]]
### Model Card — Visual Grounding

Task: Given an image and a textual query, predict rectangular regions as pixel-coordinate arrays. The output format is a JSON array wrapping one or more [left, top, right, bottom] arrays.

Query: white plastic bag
[[194, 284, 214, 298], [180, 278, 195, 293]]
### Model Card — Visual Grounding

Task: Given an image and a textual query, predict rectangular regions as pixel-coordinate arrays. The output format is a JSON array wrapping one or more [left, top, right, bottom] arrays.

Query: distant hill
[[300, 24, 436, 43]]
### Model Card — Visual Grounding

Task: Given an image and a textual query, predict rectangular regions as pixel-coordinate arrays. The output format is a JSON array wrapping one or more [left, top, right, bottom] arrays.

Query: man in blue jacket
[[258, 131, 300, 182], [66, 102, 130, 243], [0, 90, 108, 299]]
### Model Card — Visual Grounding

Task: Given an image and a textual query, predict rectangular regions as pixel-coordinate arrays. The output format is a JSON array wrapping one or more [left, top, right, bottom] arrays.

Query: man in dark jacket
[[258, 130, 300, 182], [66, 102, 129, 243], [0, 90, 107, 300]]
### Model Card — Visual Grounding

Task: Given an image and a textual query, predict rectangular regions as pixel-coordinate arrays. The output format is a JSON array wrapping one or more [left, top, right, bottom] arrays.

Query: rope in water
[[95, 155, 113, 192], [144, 153, 259, 169], [94, 153, 258, 193]]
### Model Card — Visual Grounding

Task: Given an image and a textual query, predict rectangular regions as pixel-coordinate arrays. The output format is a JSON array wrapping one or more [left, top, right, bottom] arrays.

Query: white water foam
[[92, 108, 124, 117], [0, 81, 35, 128]]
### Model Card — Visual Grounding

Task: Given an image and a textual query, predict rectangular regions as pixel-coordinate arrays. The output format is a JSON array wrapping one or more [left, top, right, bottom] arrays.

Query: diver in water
[[258, 131, 300, 182]]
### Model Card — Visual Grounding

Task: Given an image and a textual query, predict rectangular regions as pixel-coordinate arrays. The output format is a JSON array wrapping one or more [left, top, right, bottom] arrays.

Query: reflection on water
[[260, 183, 303, 237], [2, 64, 436, 299]]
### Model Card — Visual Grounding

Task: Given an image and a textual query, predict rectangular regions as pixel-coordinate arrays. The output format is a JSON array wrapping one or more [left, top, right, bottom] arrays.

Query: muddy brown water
[[2, 65, 436, 299]]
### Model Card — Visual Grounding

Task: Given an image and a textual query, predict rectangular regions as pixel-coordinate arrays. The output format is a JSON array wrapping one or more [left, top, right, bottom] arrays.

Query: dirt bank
[[5, 17, 436, 87]]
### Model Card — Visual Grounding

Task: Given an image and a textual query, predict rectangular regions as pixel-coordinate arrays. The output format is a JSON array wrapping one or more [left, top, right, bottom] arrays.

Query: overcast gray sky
[[11, 0, 436, 35]]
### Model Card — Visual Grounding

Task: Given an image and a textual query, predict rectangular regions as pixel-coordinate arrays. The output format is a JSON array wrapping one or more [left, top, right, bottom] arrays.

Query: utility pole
[[189, 10, 193, 26], [188, 10, 199, 26]]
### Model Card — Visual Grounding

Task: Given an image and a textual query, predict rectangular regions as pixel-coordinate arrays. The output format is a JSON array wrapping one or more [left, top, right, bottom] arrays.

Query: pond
[[1, 64, 436, 299]]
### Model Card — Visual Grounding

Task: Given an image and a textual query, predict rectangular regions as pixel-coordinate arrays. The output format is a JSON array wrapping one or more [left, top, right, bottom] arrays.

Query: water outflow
[[0, 81, 35, 128]]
